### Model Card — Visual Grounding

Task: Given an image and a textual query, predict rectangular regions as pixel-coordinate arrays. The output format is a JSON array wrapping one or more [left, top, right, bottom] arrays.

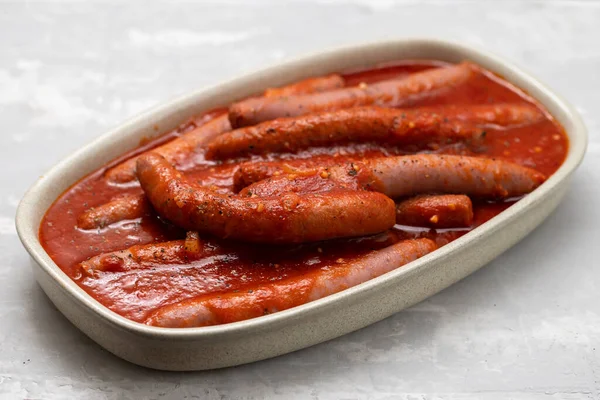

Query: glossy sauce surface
[[39, 61, 568, 322]]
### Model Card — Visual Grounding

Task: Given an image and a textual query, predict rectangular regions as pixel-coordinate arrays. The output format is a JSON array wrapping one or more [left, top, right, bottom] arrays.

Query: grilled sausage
[[238, 155, 546, 199], [264, 74, 345, 97], [77, 193, 150, 230], [233, 157, 347, 192], [105, 114, 231, 184], [105, 76, 348, 184], [78, 232, 205, 276], [234, 154, 546, 199], [242, 175, 475, 229], [207, 104, 542, 159], [136, 153, 396, 243], [395, 195, 474, 228], [239, 176, 474, 228], [228, 62, 477, 128], [346, 155, 547, 198], [145, 238, 437, 327]]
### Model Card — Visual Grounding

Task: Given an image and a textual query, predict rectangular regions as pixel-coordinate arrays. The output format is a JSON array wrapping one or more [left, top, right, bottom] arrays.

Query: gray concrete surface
[[1, 1, 599, 399]]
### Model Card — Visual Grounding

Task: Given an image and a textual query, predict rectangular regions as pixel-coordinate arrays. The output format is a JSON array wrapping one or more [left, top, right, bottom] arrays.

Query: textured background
[[1, 1, 599, 399]]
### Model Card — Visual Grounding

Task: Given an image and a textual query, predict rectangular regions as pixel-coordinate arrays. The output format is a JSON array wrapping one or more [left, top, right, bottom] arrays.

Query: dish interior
[[37, 57, 568, 328]]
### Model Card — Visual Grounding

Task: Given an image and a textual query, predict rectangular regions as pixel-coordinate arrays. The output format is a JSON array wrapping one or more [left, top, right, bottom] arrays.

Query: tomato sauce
[[39, 61, 568, 323]]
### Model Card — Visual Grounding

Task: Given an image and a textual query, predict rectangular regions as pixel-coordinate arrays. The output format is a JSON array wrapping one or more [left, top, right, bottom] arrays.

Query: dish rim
[[15, 38, 587, 340]]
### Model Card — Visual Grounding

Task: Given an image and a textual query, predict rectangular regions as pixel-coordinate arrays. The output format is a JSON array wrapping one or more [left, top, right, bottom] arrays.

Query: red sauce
[[39, 61, 568, 323]]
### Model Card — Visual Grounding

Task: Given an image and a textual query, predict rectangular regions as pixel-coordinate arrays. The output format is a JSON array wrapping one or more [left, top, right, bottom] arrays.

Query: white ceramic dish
[[16, 39, 587, 371]]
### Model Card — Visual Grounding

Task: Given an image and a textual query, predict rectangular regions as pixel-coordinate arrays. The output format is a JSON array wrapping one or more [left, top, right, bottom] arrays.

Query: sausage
[[344, 155, 547, 199], [144, 238, 437, 327], [238, 160, 378, 198], [136, 153, 396, 243], [207, 103, 542, 159], [239, 177, 474, 229], [228, 62, 477, 128], [395, 195, 474, 228], [445, 103, 544, 126], [264, 74, 345, 97], [239, 176, 473, 229], [237, 174, 474, 229], [78, 232, 205, 276], [238, 155, 546, 199], [105, 114, 231, 184], [239, 171, 351, 198], [234, 154, 546, 199], [105, 76, 347, 184], [77, 193, 151, 230], [81, 165, 244, 229], [92, 163, 346, 231], [233, 157, 346, 192]]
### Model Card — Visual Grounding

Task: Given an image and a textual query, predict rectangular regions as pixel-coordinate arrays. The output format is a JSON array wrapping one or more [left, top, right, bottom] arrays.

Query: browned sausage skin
[[93, 99, 540, 226], [233, 157, 348, 192], [238, 155, 546, 199], [106, 154, 539, 238], [207, 104, 543, 160], [395, 195, 474, 228], [77, 193, 151, 230], [240, 176, 474, 229], [264, 74, 345, 97], [228, 62, 477, 128], [78, 232, 205, 276], [136, 153, 396, 243], [145, 238, 437, 328], [105, 75, 350, 184], [351, 155, 546, 198], [105, 114, 231, 184]]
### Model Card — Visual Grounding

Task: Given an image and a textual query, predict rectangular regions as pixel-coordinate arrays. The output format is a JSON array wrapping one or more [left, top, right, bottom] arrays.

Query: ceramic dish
[[16, 39, 587, 371]]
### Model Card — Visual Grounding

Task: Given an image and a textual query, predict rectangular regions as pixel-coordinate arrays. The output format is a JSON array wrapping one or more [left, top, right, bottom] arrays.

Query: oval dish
[[16, 39, 587, 371]]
